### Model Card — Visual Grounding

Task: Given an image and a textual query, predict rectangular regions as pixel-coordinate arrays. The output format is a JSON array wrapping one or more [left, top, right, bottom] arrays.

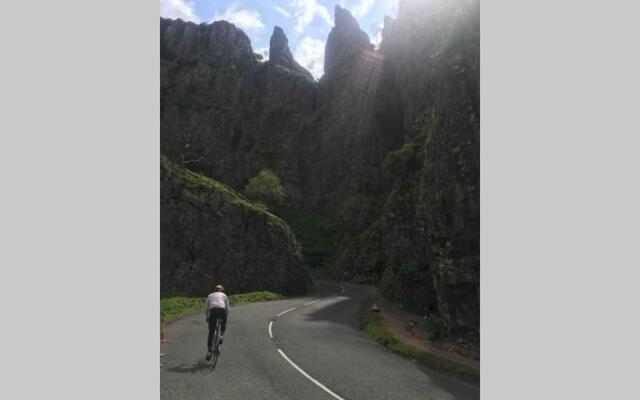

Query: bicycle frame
[[208, 319, 222, 370]]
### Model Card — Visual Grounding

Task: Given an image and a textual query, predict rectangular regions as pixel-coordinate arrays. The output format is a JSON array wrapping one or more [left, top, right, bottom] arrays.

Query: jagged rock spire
[[324, 5, 374, 75], [269, 26, 292, 64], [334, 4, 361, 31], [269, 26, 313, 80]]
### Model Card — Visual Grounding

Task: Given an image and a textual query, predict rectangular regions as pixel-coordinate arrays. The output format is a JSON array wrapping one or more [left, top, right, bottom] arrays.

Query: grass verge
[[161, 291, 285, 323], [363, 312, 479, 384]]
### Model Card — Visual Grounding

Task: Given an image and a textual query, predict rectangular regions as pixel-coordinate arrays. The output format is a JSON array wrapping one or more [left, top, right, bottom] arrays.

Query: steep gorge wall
[[160, 8, 402, 210], [333, 0, 480, 333], [161, 18, 316, 205], [160, 0, 480, 333], [304, 5, 403, 212], [160, 156, 310, 297]]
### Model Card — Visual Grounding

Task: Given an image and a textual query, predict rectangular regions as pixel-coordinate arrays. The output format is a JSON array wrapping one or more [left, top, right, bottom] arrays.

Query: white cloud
[[294, 37, 326, 80], [255, 47, 269, 61], [351, 0, 376, 18], [213, 3, 265, 33], [287, 0, 333, 33], [372, 21, 384, 49], [160, 0, 200, 23], [273, 6, 292, 19]]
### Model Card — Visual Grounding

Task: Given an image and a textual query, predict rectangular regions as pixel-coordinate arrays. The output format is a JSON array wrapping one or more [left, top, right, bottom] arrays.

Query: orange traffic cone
[[161, 318, 168, 343]]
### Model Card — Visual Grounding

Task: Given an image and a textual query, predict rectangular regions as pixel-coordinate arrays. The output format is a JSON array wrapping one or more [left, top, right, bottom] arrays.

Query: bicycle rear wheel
[[208, 350, 218, 370], [208, 320, 222, 370]]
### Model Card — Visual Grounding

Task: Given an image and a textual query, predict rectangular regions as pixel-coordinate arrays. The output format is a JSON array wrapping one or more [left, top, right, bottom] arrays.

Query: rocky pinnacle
[[269, 26, 314, 81], [324, 5, 374, 74]]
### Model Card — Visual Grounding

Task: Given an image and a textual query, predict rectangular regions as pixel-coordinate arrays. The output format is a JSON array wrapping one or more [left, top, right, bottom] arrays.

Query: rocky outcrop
[[269, 26, 314, 81], [160, 18, 315, 204], [160, 156, 311, 297], [331, 0, 480, 333], [324, 5, 374, 75], [160, 18, 257, 76], [302, 6, 400, 211], [160, 10, 395, 209], [160, 0, 480, 334]]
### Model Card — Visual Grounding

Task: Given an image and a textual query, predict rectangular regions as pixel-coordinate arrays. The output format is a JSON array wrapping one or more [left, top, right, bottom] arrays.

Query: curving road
[[160, 280, 479, 400]]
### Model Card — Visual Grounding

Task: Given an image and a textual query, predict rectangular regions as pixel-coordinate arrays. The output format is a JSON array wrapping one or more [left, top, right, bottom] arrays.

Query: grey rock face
[[160, 18, 257, 76], [333, 0, 480, 333], [298, 6, 401, 211], [160, 0, 480, 333], [324, 5, 374, 75], [160, 157, 311, 297], [268, 26, 314, 81], [161, 19, 316, 205]]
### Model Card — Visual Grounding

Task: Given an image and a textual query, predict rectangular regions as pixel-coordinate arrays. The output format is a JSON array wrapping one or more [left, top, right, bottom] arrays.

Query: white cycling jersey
[[206, 291, 229, 311]]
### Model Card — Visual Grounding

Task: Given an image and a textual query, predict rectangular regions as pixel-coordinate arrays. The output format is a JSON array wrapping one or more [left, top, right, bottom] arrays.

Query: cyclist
[[205, 284, 229, 361]]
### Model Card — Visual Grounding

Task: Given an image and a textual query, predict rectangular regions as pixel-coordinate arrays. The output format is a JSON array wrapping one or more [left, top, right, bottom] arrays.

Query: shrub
[[424, 315, 447, 336], [383, 142, 417, 176], [244, 169, 286, 204], [363, 313, 478, 384], [268, 203, 338, 268], [379, 276, 393, 298], [398, 258, 427, 284]]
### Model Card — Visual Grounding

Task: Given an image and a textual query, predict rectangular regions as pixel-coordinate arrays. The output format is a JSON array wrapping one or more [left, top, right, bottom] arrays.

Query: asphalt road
[[160, 280, 479, 400]]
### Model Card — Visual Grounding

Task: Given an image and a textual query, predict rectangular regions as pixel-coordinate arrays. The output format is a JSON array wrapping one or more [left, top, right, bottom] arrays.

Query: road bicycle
[[207, 319, 223, 370]]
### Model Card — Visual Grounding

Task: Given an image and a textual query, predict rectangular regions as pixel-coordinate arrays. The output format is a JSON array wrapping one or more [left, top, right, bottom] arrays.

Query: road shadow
[[166, 361, 212, 374], [303, 284, 377, 329], [303, 296, 355, 325]]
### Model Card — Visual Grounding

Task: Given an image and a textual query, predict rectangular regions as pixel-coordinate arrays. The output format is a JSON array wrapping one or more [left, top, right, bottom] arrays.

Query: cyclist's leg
[[220, 311, 227, 335], [212, 308, 225, 344], [207, 310, 215, 351]]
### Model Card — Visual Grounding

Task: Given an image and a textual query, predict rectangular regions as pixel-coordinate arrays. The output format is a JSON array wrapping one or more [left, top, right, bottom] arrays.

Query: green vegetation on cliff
[[161, 156, 309, 297], [268, 203, 338, 269], [273, 64, 316, 84], [244, 169, 286, 204], [383, 142, 418, 176], [161, 156, 287, 227]]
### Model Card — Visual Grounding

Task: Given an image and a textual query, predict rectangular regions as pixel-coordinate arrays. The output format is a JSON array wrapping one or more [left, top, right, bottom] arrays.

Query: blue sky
[[160, 0, 398, 79]]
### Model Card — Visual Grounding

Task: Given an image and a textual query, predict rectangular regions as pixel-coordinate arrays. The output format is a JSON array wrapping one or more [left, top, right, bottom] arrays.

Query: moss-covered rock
[[160, 157, 310, 297]]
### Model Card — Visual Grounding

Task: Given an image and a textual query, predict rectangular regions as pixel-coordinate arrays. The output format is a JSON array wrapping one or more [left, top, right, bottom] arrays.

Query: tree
[[244, 169, 286, 204]]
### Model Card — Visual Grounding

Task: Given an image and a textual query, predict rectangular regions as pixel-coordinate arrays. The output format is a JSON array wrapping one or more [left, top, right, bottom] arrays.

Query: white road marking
[[304, 299, 320, 307], [276, 307, 297, 317], [277, 349, 346, 400], [268, 321, 274, 339]]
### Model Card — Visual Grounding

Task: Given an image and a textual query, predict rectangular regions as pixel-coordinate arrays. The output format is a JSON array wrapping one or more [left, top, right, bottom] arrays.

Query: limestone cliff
[[160, 18, 315, 205], [160, 156, 310, 297], [160, 0, 480, 334], [269, 26, 314, 81], [332, 0, 480, 333]]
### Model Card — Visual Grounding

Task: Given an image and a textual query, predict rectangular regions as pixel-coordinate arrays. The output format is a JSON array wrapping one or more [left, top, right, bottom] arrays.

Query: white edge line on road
[[304, 299, 320, 307], [277, 348, 346, 400], [268, 321, 274, 339], [276, 307, 297, 317]]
